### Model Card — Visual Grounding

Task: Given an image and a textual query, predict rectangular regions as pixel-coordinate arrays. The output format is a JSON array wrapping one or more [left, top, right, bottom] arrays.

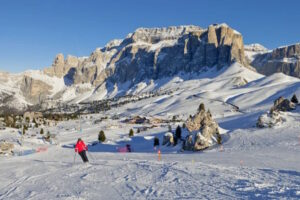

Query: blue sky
[[0, 0, 299, 73]]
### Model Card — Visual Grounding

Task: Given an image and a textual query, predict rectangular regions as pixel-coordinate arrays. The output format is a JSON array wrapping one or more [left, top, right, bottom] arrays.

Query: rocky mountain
[[251, 43, 300, 78], [0, 23, 250, 112], [0, 23, 299, 113], [44, 23, 247, 86], [244, 43, 268, 63]]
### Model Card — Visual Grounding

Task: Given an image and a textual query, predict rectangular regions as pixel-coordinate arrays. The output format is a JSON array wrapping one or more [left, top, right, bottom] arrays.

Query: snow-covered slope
[[0, 104, 299, 199], [1, 61, 300, 199]]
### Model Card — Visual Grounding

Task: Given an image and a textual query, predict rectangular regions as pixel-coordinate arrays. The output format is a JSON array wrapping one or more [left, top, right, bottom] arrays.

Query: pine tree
[[40, 128, 44, 135], [129, 129, 134, 137], [98, 130, 106, 142], [175, 125, 182, 140], [291, 94, 299, 104]]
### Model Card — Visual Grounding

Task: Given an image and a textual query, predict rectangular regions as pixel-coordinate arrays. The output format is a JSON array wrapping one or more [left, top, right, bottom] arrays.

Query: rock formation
[[251, 44, 300, 78], [257, 96, 296, 128], [20, 75, 52, 104], [270, 96, 296, 113], [0, 24, 253, 109], [257, 111, 283, 128], [44, 54, 80, 78], [185, 107, 221, 151], [44, 24, 248, 86], [0, 141, 14, 155]]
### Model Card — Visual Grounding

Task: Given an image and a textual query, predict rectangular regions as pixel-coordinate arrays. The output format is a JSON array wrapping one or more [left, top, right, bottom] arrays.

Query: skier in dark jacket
[[75, 138, 89, 163]]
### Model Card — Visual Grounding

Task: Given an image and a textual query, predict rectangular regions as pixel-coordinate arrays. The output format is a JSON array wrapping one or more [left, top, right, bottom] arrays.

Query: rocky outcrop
[[20, 76, 52, 104], [251, 44, 300, 78], [270, 96, 296, 113], [44, 54, 80, 78], [44, 24, 248, 86], [185, 108, 221, 150], [0, 141, 14, 155], [257, 111, 284, 128], [257, 96, 296, 128]]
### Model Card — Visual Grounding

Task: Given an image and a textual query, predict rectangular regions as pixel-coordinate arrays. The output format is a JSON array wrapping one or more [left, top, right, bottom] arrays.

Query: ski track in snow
[[1, 149, 300, 199]]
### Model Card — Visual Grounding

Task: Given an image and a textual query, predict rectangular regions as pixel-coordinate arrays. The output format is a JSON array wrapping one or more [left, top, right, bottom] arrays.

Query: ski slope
[[0, 112, 300, 199], [1, 63, 300, 199]]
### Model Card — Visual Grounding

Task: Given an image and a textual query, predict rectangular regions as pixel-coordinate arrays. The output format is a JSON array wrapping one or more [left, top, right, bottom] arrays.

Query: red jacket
[[75, 140, 87, 153]]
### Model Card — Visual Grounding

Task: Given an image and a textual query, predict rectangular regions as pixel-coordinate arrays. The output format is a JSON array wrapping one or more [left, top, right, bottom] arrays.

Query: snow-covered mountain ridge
[[0, 23, 299, 113]]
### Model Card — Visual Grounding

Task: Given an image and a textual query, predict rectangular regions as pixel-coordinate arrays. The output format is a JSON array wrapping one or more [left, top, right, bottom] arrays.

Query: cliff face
[[20, 76, 52, 104], [251, 44, 300, 78], [43, 24, 247, 86], [0, 24, 250, 108], [44, 54, 80, 78]]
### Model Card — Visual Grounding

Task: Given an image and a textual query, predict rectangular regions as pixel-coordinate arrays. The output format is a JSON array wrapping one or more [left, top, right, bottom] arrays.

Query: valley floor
[[0, 118, 300, 200]]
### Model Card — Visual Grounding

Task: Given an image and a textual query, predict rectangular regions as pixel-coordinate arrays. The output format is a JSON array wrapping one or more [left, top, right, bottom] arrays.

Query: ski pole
[[73, 152, 76, 164]]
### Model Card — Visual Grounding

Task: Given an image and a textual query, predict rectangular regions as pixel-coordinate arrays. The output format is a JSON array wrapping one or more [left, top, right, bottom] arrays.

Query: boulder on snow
[[270, 96, 296, 113], [257, 111, 284, 128], [194, 132, 210, 150], [162, 132, 174, 146], [0, 140, 14, 155], [186, 109, 221, 150], [257, 96, 295, 128]]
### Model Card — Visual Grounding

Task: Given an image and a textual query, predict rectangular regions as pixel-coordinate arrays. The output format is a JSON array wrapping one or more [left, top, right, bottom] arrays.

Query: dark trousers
[[79, 150, 89, 163]]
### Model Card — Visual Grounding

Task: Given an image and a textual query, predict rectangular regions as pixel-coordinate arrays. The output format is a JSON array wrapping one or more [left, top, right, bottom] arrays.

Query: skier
[[75, 138, 89, 163]]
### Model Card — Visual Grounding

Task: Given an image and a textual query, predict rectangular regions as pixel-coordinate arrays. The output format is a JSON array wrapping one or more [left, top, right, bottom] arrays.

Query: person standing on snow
[[75, 138, 89, 163]]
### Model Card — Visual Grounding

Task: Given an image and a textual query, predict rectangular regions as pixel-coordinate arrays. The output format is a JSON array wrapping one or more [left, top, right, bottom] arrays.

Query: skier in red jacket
[[75, 138, 89, 163]]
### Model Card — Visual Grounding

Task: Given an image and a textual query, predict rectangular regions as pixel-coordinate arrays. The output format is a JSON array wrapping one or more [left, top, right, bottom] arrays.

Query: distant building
[[23, 112, 43, 122]]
